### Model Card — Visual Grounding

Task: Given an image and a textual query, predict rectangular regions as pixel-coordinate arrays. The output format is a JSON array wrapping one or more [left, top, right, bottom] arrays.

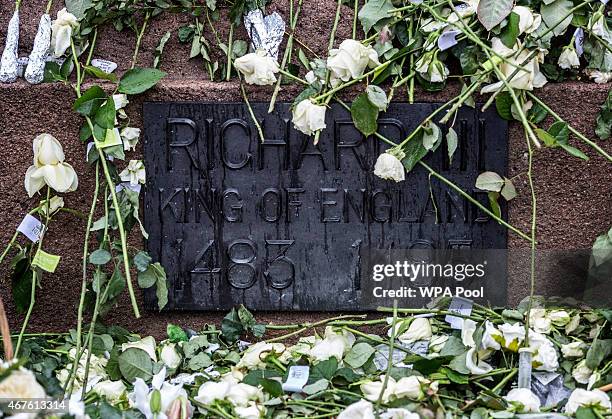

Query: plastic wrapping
[[25, 14, 52, 84], [0, 10, 20, 83], [244, 9, 285, 60]]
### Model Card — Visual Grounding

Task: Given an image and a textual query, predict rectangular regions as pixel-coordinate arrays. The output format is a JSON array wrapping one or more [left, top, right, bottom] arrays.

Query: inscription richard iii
[[143, 102, 508, 311]]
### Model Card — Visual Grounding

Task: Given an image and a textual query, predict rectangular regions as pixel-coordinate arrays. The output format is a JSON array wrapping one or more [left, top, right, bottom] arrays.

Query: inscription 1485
[[143, 102, 508, 311]]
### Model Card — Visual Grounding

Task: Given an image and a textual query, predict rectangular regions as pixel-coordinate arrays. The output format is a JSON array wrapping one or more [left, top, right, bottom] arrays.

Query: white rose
[[529, 309, 552, 334], [380, 408, 420, 419], [338, 399, 376, 419], [528, 331, 559, 372], [397, 318, 432, 344], [121, 127, 141, 151], [194, 381, 231, 405], [160, 343, 182, 369], [548, 310, 570, 326], [513, 6, 542, 35], [415, 51, 449, 83], [461, 319, 477, 347], [292, 99, 327, 136], [565, 389, 611, 414], [558, 47, 580, 70], [234, 49, 279, 86], [394, 376, 426, 401], [93, 380, 127, 404], [234, 402, 266, 419], [51, 8, 78, 57], [572, 359, 594, 384], [429, 335, 449, 354], [237, 341, 285, 370], [498, 323, 525, 351], [226, 383, 263, 407], [481, 38, 547, 94], [586, 70, 612, 84], [309, 327, 355, 361], [561, 341, 585, 358], [361, 376, 396, 403], [121, 336, 157, 362], [25, 161, 78, 197], [373, 151, 405, 182], [482, 321, 502, 351], [0, 368, 47, 400], [327, 39, 380, 82], [504, 388, 541, 413], [589, 14, 607, 38], [119, 159, 146, 186], [113, 94, 129, 110], [466, 348, 493, 375], [33, 133, 65, 166]]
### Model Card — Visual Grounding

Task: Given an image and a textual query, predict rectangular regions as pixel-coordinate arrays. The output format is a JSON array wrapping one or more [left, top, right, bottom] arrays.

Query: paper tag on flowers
[[17, 214, 46, 242], [91, 58, 118, 74], [445, 297, 473, 329], [574, 28, 584, 56], [282, 366, 310, 392], [95, 128, 123, 149], [438, 30, 461, 51], [32, 249, 61, 273]]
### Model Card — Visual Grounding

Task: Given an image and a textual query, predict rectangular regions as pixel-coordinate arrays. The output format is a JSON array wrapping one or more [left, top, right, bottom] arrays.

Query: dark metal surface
[[143, 102, 508, 311]]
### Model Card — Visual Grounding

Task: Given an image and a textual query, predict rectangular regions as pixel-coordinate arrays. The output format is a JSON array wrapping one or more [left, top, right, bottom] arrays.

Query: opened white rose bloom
[[234, 49, 279, 86], [25, 133, 78, 197], [498, 323, 525, 351], [561, 341, 585, 358], [513, 6, 542, 35], [374, 149, 406, 182], [504, 388, 541, 413], [415, 51, 449, 83], [572, 359, 594, 384], [461, 319, 478, 347], [380, 408, 420, 419], [309, 327, 355, 361], [394, 376, 429, 401], [160, 342, 182, 369], [120, 159, 146, 186], [0, 367, 47, 399], [292, 99, 327, 136], [565, 389, 611, 415], [226, 383, 263, 406], [121, 127, 141, 151], [558, 46, 580, 70], [237, 341, 285, 370], [338, 399, 376, 419], [234, 402, 267, 419], [529, 309, 552, 334], [482, 321, 503, 350], [548, 309, 571, 326], [113, 93, 129, 110], [93, 380, 127, 404], [327, 39, 380, 81], [528, 331, 559, 372], [466, 347, 493, 375], [195, 381, 232, 405], [121, 336, 157, 361], [481, 38, 547, 94], [398, 317, 432, 344], [51, 8, 78, 57], [361, 376, 396, 403]]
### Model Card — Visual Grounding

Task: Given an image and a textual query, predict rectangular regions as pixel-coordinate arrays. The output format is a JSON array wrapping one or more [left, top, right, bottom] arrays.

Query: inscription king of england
[[143, 102, 508, 311]]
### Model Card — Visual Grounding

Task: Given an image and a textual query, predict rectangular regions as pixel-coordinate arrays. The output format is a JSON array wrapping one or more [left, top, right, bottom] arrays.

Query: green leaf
[[595, 90, 611, 140], [118, 68, 167, 95], [366, 85, 388, 111], [475, 171, 504, 192], [89, 249, 112, 265], [422, 122, 442, 151], [65, 0, 92, 20], [167, 324, 188, 343], [183, 336, 209, 359], [133, 251, 152, 272], [155, 271, 168, 311], [351, 93, 379, 137], [559, 143, 589, 161], [138, 268, 157, 289], [528, 102, 549, 123], [548, 121, 569, 143], [84, 65, 118, 82], [576, 407, 598, 419], [187, 352, 212, 370], [500, 12, 520, 48], [488, 192, 502, 218], [94, 96, 116, 130], [311, 357, 338, 381], [539, 0, 573, 37], [11, 249, 33, 314], [585, 339, 612, 370], [442, 367, 470, 384], [261, 378, 284, 397], [447, 127, 458, 164], [358, 0, 394, 34], [303, 379, 329, 395], [501, 178, 517, 201], [440, 336, 467, 357], [495, 92, 514, 121], [449, 352, 470, 375], [73, 86, 106, 116], [344, 343, 375, 369], [477, 0, 513, 31], [118, 348, 153, 382], [535, 128, 557, 147], [154, 31, 172, 69], [401, 132, 428, 173]]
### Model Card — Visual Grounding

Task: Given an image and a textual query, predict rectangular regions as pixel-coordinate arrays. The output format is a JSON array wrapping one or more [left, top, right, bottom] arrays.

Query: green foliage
[[118, 348, 153, 382], [595, 90, 611, 140], [118, 68, 167, 95], [477, 0, 513, 31], [221, 305, 266, 343], [358, 0, 394, 34], [351, 93, 379, 137]]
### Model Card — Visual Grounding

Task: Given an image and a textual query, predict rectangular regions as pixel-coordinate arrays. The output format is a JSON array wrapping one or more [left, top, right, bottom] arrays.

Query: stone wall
[[1, 0, 610, 338]]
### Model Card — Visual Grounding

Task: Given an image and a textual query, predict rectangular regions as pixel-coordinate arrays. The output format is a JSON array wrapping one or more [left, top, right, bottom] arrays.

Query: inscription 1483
[[143, 102, 508, 311]]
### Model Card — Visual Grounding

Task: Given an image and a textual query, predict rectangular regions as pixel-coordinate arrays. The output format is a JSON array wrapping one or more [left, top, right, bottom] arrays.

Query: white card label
[[445, 297, 474, 329], [17, 214, 46, 242], [574, 28, 584, 57], [91, 58, 118, 74], [438, 30, 461, 51], [282, 366, 310, 392]]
